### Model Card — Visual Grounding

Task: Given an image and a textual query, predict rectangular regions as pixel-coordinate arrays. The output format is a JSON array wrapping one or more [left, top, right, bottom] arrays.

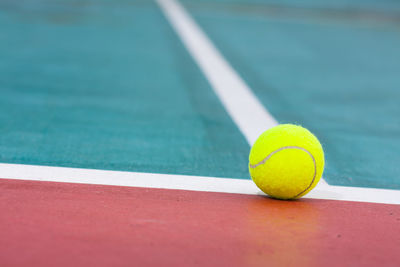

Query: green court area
[[183, 0, 400, 189], [0, 0, 250, 179]]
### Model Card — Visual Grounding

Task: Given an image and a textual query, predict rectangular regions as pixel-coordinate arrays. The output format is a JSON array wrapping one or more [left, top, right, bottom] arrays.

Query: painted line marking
[[0, 163, 257, 195], [0, 163, 399, 204], [157, 0, 277, 146]]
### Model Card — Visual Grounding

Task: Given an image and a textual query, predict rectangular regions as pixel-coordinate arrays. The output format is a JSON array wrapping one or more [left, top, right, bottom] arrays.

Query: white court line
[[0, 163, 257, 195], [156, 0, 277, 146], [1, 163, 399, 205]]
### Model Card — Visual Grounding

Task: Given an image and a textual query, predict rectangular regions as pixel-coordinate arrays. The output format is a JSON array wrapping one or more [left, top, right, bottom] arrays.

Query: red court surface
[[0, 179, 399, 267]]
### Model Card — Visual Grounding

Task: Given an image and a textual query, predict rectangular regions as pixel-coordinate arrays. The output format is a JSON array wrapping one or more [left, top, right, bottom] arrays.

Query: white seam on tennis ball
[[249, 146, 317, 198]]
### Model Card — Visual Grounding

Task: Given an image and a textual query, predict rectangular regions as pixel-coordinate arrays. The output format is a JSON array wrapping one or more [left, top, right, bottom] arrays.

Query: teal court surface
[[0, 0, 400, 266]]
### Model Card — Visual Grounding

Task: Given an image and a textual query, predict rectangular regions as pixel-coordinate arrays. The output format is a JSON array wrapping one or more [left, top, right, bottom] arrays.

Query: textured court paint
[[0, 0, 250, 178], [182, 0, 400, 189], [0, 179, 399, 267]]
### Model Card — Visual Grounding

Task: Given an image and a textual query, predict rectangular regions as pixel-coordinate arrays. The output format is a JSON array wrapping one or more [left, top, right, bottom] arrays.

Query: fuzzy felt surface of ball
[[249, 124, 324, 200]]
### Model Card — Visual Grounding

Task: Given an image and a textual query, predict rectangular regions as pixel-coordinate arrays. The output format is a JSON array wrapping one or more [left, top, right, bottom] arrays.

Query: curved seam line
[[249, 146, 317, 198]]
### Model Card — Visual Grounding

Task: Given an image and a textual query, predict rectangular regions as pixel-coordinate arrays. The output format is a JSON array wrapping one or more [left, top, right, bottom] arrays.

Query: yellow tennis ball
[[249, 124, 324, 200]]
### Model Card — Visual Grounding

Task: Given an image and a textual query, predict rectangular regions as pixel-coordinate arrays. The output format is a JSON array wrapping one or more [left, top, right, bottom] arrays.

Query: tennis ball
[[249, 124, 324, 200]]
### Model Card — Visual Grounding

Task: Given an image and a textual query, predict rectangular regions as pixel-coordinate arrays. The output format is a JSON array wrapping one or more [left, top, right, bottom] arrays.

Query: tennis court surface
[[1, 0, 399, 266]]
